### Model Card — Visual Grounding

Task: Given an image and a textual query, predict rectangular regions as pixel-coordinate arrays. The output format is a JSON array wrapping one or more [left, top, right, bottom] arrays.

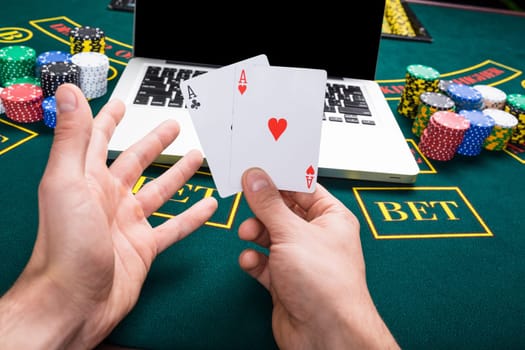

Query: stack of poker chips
[[42, 96, 57, 128], [71, 52, 109, 99], [455, 110, 495, 156], [0, 83, 44, 123], [0, 45, 36, 86], [398, 64, 440, 119], [505, 93, 525, 145], [412, 91, 455, 137], [472, 84, 507, 110], [69, 26, 106, 54], [483, 108, 518, 151], [418, 110, 470, 161], [40, 61, 80, 98], [384, 0, 416, 38], [445, 83, 484, 111], [36, 50, 72, 77]]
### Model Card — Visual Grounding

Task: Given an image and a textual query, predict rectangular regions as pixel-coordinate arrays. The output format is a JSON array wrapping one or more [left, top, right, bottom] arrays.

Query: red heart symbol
[[268, 117, 287, 141], [306, 165, 315, 175], [238, 84, 247, 95]]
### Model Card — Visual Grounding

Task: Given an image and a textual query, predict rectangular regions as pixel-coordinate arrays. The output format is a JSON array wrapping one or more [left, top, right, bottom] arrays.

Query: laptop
[[107, 0, 420, 184]]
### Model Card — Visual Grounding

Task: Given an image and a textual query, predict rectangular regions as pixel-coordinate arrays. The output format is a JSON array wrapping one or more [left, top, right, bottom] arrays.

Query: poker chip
[[69, 26, 106, 54], [472, 84, 507, 110], [384, 0, 416, 37], [0, 87, 4, 114], [505, 93, 525, 145], [0, 45, 36, 86], [445, 83, 484, 111], [455, 110, 495, 156], [398, 64, 440, 119], [418, 110, 469, 161], [412, 91, 455, 137], [36, 50, 73, 77], [71, 52, 109, 99], [482, 108, 518, 151], [438, 79, 454, 94], [40, 61, 80, 97], [42, 96, 57, 128], [3, 75, 41, 87], [0, 83, 44, 123]]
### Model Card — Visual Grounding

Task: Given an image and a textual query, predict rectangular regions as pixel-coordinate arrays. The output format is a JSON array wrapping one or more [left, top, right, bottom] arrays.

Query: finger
[[109, 119, 180, 189], [153, 196, 218, 253], [86, 98, 126, 165], [238, 249, 270, 290], [238, 217, 271, 249], [285, 182, 348, 221], [134, 149, 204, 217], [44, 84, 92, 179], [241, 168, 299, 241]]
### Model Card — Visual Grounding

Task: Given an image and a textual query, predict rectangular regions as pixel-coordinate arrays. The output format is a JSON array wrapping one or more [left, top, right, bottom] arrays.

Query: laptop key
[[338, 106, 372, 116], [344, 115, 359, 123], [133, 95, 149, 105], [150, 95, 168, 106]]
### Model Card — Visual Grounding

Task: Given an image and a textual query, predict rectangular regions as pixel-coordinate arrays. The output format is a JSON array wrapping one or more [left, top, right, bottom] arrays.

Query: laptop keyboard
[[133, 66, 208, 108], [134, 66, 374, 125]]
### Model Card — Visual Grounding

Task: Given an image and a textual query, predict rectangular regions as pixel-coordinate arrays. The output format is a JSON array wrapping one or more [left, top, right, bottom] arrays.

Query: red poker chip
[[0, 83, 44, 123], [0, 83, 43, 102], [432, 111, 470, 131]]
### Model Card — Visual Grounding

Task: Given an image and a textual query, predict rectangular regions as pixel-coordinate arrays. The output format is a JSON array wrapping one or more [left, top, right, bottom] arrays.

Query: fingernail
[[246, 168, 269, 192], [57, 87, 78, 113]]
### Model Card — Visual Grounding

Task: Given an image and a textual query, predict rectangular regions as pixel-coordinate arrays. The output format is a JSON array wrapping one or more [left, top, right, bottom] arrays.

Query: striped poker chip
[[71, 52, 109, 99], [0, 83, 43, 123], [504, 93, 525, 145], [36, 50, 72, 77], [69, 26, 106, 54], [456, 110, 495, 156], [42, 96, 57, 128], [446, 83, 484, 111], [3, 75, 41, 87], [0, 45, 36, 86], [40, 61, 80, 97], [398, 64, 441, 119], [482, 108, 518, 150], [472, 84, 507, 110], [412, 92, 455, 137], [418, 111, 469, 161]]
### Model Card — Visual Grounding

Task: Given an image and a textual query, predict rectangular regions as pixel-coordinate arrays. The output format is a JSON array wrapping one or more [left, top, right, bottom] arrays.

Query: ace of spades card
[[230, 65, 327, 193]]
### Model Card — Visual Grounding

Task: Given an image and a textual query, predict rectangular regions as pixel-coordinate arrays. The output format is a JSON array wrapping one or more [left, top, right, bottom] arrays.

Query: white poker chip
[[473, 84, 507, 110], [71, 52, 109, 99]]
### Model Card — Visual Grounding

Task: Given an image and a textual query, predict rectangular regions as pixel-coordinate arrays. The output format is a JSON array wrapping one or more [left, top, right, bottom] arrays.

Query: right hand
[[238, 168, 399, 350]]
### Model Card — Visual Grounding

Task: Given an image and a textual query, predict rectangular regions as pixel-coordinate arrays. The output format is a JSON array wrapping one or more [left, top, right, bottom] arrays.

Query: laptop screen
[[133, 1, 385, 80]]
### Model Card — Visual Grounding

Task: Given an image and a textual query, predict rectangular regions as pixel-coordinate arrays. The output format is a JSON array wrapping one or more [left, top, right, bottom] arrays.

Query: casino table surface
[[1, 1, 524, 349]]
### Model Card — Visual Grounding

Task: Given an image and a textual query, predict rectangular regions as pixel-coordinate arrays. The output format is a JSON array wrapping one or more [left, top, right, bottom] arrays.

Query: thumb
[[45, 84, 92, 178], [241, 168, 296, 235]]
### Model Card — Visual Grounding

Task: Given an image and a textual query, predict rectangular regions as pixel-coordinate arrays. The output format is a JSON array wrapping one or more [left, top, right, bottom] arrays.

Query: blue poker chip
[[36, 50, 73, 77], [42, 96, 57, 128], [456, 109, 495, 156], [446, 83, 484, 111]]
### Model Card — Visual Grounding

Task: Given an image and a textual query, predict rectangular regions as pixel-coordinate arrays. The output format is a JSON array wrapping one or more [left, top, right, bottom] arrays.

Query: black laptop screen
[[133, 1, 385, 80]]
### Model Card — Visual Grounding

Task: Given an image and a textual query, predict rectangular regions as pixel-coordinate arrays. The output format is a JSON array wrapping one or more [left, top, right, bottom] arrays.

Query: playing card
[[181, 54, 269, 198], [230, 65, 327, 193]]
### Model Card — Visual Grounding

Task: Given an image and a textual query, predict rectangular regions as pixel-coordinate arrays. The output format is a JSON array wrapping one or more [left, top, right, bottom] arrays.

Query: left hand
[[0, 83, 217, 349]]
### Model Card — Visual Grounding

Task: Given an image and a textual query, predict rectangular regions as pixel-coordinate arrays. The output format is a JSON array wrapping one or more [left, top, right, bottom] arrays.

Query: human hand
[[0, 84, 217, 349], [238, 168, 399, 350]]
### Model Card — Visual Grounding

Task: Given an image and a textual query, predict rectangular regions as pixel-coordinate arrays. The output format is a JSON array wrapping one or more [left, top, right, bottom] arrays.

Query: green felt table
[[1, 1, 524, 349]]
